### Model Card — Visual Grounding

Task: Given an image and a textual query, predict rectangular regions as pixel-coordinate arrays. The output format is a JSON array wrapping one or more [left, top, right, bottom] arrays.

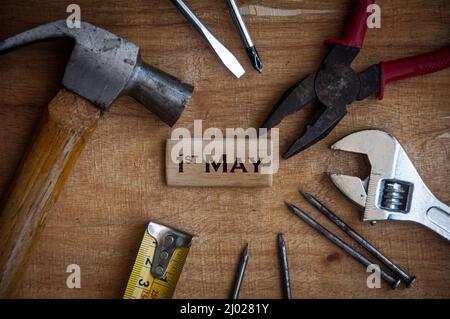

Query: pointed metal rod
[[300, 191, 416, 287], [226, 0, 263, 73], [278, 234, 292, 299], [285, 202, 401, 289], [230, 243, 249, 299]]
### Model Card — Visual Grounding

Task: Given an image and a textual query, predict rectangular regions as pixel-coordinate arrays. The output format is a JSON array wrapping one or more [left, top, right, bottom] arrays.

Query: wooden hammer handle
[[0, 89, 102, 297]]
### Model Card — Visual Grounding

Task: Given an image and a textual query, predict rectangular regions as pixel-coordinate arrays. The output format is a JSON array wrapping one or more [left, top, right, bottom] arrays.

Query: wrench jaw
[[330, 130, 399, 171], [329, 130, 401, 221], [329, 130, 417, 222], [330, 130, 450, 241], [327, 171, 393, 222], [327, 173, 367, 210]]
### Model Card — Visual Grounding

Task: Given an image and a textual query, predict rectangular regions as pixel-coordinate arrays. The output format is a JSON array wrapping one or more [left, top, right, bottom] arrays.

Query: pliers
[[262, 0, 450, 160]]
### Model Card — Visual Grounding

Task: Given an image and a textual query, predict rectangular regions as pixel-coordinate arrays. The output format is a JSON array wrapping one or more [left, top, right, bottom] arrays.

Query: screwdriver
[[172, 0, 245, 78], [226, 0, 263, 73]]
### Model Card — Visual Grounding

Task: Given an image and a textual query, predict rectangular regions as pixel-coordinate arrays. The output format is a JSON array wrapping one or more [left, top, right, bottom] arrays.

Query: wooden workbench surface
[[0, 0, 449, 299]]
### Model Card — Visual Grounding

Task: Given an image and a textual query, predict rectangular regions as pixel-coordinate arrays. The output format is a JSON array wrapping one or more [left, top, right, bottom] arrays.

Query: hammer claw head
[[0, 20, 193, 125], [62, 24, 141, 110]]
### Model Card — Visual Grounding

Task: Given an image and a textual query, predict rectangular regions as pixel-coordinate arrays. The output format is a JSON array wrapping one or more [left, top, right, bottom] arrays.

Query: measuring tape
[[123, 222, 194, 299]]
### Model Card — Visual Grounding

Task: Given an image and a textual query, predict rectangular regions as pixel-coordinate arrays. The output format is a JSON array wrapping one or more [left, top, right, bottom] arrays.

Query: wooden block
[[166, 139, 274, 187]]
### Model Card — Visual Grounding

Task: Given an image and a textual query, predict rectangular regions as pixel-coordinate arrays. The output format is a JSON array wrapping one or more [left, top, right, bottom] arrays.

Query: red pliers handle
[[326, 0, 374, 49], [326, 0, 450, 99], [380, 47, 450, 99]]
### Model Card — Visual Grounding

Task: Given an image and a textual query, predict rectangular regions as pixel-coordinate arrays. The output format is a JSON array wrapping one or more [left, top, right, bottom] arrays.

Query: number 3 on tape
[[123, 222, 194, 299]]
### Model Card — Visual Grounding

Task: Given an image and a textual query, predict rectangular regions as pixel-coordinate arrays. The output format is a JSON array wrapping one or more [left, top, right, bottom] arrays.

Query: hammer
[[0, 20, 194, 297]]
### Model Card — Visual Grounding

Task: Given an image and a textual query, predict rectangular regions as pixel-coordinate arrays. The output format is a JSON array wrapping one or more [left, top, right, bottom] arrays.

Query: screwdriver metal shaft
[[226, 0, 263, 73], [278, 234, 292, 299], [172, 0, 245, 78], [285, 202, 401, 289], [300, 191, 416, 287], [230, 243, 249, 299]]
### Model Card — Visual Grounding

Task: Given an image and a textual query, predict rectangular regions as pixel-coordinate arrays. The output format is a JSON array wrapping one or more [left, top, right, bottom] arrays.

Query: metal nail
[[285, 202, 401, 289], [230, 243, 249, 299], [278, 234, 292, 299], [300, 191, 416, 287]]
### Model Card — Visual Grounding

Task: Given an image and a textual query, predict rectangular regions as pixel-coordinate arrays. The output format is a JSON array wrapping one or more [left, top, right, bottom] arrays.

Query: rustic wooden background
[[0, 0, 449, 299]]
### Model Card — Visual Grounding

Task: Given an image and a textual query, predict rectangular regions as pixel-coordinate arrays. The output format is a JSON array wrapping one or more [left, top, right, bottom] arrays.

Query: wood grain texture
[[0, 0, 449, 299], [0, 89, 101, 297]]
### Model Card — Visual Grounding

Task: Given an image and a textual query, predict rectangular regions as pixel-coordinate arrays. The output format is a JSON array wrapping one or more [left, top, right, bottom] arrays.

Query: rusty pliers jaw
[[261, 0, 376, 159], [262, 42, 382, 159], [262, 44, 364, 159], [0, 20, 193, 126], [261, 73, 317, 131]]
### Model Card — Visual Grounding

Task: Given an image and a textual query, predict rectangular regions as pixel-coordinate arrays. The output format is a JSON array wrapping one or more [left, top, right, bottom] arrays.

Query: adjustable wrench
[[328, 130, 450, 241]]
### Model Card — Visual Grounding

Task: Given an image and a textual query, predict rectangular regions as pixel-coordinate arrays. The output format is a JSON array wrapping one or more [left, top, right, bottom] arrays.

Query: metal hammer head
[[0, 20, 194, 126]]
